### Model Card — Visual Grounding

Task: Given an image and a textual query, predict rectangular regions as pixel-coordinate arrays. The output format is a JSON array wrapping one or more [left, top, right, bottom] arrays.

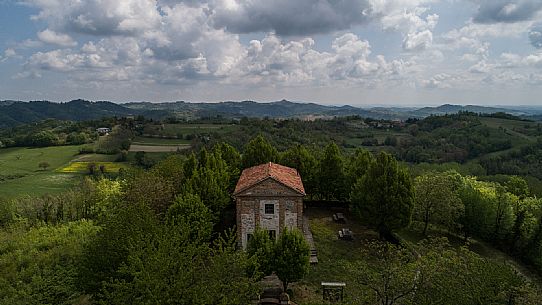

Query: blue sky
[[1, 0, 542, 106]]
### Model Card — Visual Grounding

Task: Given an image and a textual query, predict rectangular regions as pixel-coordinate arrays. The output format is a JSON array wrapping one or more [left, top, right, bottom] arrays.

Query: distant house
[[233, 162, 305, 249], [96, 127, 111, 135]]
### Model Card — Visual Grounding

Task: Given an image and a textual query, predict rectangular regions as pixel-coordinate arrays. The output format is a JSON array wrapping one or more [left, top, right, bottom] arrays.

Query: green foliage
[[0, 221, 99, 305], [123, 171, 176, 217], [184, 149, 232, 216], [351, 152, 415, 238], [166, 193, 214, 242], [319, 142, 347, 201], [101, 224, 258, 305], [242, 135, 278, 168], [506, 176, 530, 198], [345, 148, 374, 195], [247, 228, 310, 290], [78, 202, 159, 296], [280, 144, 319, 197], [273, 228, 310, 290], [38, 161, 50, 170], [345, 238, 536, 305], [414, 171, 463, 235], [246, 228, 274, 278]]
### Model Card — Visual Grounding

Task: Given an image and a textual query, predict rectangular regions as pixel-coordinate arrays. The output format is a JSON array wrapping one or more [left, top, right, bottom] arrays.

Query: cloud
[[210, 0, 374, 36], [381, 7, 439, 51], [37, 29, 77, 47], [25, 0, 162, 36], [473, 0, 542, 24], [529, 26, 542, 48]]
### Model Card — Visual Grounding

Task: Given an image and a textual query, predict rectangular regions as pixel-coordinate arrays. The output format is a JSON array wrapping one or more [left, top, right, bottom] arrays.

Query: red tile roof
[[234, 162, 305, 195]]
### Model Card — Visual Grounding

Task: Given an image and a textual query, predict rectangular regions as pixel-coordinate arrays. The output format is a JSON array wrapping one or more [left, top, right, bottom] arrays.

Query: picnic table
[[333, 212, 346, 223], [338, 228, 353, 240]]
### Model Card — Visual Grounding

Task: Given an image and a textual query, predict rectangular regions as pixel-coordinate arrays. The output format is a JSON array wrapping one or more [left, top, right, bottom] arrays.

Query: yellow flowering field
[[58, 162, 128, 173]]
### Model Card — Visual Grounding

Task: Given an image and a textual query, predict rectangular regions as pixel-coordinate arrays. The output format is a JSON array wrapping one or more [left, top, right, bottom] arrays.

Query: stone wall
[[236, 178, 304, 249]]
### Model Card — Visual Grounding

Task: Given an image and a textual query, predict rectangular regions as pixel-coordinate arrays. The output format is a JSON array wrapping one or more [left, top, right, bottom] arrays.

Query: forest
[[1, 113, 542, 304]]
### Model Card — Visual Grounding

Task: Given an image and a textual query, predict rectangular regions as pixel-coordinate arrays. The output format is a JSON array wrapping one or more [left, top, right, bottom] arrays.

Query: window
[[247, 233, 253, 243], [268, 230, 276, 240], [264, 203, 275, 214]]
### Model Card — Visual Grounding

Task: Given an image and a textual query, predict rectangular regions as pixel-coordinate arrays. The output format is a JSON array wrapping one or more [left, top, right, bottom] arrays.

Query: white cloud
[[381, 7, 439, 51], [37, 29, 77, 47]]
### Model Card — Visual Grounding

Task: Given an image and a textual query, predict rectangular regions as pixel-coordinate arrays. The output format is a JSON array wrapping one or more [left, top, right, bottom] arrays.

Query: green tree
[[78, 202, 159, 295], [273, 228, 310, 291], [345, 148, 374, 195], [414, 171, 463, 235], [246, 228, 274, 278], [124, 172, 176, 217], [30, 130, 58, 147], [280, 144, 319, 197], [166, 193, 214, 242], [184, 150, 231, 216], [506, 176, 530, 199], [242, 135, 278, 168], [38, 161, 50, 171], [101, 224, 258, 305], [351, 152, 414, 239], [319, 142, 347, 201]]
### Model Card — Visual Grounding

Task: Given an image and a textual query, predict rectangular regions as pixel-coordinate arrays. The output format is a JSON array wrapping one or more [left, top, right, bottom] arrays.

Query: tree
[[242, 135, 278, 168], [272, 228, 310, 291], [414, 171, 463, 235], [351, 152, 414, 239], [280, 144, 319, 198], [345, 148, 374, 195], [166, 193, 214, 242], [123, 172, 176, 217], [318, 142, 347, 201], [38, 161, 50, 171], [506, 176, 530, 199], [30, 130, 58, 147], [246, 228, 274, 278], [247, 228, 310, 291]]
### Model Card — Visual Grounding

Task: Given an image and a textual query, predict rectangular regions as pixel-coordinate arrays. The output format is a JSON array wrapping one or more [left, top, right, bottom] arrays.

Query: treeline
[[1, 135, 542, 304]]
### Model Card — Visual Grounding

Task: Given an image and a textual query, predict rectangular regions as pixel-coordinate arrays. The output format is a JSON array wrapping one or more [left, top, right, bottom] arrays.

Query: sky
[[1, 0, 542, 106]]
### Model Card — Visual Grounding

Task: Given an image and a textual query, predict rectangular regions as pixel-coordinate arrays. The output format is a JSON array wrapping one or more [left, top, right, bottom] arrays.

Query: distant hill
[[409, 104, 528, 117], [0, 100, 145, 128], [0, 99, 537, 128]]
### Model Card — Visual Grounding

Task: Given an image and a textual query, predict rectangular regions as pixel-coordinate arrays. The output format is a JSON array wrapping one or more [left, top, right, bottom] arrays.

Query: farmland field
[[129, 144, 190, 152], [0, 146, 82, 199], [57, 161, 129, 173], [132, 136, 191, 146]]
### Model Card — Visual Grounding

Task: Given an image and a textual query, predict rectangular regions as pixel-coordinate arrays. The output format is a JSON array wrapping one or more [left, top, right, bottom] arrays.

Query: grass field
[[129, 144, 190, 152], [58, 161, 129, 173], [0, 146, 82, 199], [132, 136, 191, 146]]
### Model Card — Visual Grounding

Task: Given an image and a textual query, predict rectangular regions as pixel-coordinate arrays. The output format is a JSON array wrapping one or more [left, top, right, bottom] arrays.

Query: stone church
[[233, 162, 305, 249]]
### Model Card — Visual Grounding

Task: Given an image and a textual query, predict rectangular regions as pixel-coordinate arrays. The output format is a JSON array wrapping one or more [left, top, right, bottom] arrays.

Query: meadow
[[0, 146, 82, 199]]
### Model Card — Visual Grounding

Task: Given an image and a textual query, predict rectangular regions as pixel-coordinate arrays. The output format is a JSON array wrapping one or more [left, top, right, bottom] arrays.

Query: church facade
[[233, 162, 305, 249]]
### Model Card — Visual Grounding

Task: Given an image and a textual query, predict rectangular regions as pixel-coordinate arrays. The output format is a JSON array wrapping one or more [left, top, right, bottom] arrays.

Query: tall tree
[[351, 152, 414, 239], [414, 171, 463, 235], [280, 144, 319, 198], [242, 135, 278, 168], [272, 228, 310, 291], [345, 148, 374, 194], [166, 193, 214, 242], [319, 142, 347, 201]]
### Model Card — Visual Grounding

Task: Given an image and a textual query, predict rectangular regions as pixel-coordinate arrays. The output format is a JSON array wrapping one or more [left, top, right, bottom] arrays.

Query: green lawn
[[292, 208, 542, 304], [292, 209, 379, 304], [0, 146, 83, 199]]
